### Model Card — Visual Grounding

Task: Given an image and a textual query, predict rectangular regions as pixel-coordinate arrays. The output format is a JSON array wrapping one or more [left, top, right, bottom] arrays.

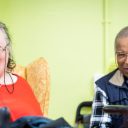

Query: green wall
[[0, 0, 128, 125]]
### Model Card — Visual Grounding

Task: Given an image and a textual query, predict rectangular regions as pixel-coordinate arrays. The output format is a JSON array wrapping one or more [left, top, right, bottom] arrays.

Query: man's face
[[116, 37, 128, 77]]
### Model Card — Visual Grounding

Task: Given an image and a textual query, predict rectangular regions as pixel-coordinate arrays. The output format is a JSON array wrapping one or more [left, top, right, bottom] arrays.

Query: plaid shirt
[[90, 87, 112, 128]]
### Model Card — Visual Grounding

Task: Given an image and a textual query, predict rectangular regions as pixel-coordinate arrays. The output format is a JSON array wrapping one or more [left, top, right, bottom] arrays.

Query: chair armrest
[[75, 101, 92, 123], [103, 105, 128, 114]]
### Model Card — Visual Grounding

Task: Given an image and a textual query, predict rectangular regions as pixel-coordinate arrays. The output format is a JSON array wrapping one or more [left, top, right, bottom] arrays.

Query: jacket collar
[[109, 69, 124, 86]]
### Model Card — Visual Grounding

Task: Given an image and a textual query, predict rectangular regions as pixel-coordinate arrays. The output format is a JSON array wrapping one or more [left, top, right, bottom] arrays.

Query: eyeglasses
[[116, 51, 128, 59], [0, 43, 9, 53]]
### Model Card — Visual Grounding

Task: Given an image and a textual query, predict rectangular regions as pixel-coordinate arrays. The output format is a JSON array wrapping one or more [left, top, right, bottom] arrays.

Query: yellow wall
[[1, 0, 128, 125]]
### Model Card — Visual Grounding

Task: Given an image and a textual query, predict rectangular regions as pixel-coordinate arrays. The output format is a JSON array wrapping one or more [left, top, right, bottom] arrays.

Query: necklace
[[4, 72, 14, 94]]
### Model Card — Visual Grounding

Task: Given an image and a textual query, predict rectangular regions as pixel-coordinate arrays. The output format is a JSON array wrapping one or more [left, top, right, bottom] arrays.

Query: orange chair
[[13, 57, 50, 116]]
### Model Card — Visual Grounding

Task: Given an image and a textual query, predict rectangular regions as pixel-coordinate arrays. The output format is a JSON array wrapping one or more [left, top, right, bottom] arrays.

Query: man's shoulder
[[95, 69, 118, 87]]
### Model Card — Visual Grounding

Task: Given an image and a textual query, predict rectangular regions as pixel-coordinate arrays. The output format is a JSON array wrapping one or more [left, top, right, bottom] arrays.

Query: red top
[[0, 74, 43, 121]]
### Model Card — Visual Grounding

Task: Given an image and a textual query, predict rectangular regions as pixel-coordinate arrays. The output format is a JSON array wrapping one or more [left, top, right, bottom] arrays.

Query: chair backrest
[[13, 57, 50, 116]]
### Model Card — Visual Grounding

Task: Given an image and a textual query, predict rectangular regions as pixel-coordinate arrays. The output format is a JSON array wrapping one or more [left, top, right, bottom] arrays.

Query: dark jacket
[[96, 69, 128, 128]]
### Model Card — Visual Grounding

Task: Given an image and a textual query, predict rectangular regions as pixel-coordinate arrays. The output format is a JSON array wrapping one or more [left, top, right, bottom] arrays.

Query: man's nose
[[125, 55, 128, 64]]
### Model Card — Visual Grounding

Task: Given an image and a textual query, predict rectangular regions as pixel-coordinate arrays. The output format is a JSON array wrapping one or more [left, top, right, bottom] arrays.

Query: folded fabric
[[11, 116, 72, 128], [0, 107, 72, 128], [0, 107, 11, 128]]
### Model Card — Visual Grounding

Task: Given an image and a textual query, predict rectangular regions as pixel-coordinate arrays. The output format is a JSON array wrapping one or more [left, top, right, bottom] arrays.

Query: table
[[103, 105, 128, 127]]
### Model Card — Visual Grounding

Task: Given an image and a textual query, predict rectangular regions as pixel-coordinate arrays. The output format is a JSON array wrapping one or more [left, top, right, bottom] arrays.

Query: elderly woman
[[0, 22, 72, 128], [0, 22, 43, 123]]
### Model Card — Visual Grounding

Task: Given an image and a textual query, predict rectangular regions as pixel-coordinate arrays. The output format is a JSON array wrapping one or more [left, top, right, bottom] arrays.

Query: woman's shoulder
[[12, 73, 28, 84]]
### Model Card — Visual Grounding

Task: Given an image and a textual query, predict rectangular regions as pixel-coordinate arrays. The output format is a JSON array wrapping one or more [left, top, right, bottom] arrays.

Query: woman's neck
[[0, 72, 17, 85]]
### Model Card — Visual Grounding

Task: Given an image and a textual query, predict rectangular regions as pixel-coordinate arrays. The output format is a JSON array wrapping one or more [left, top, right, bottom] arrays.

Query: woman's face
[[0, 29, 9, 76]]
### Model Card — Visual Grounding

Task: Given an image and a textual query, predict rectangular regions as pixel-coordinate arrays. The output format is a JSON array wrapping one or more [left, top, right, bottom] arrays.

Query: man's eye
[[117, 53, 126, 57]]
